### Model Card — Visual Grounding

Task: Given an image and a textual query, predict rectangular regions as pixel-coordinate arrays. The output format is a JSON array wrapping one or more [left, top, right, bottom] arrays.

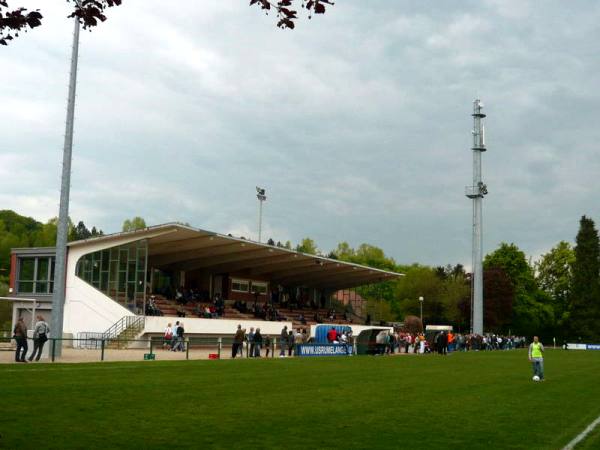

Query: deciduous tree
[[295, 237, 318, 255], [483, 268, 514, 332], [122, 216, 146, 232], [535, 241, 575, 327], [484, 242, 554, 336]]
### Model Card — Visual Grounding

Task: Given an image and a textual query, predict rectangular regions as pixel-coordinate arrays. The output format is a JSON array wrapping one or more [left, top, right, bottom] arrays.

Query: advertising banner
[[296, 344, 353, 357], [566, 343, 600, 350]]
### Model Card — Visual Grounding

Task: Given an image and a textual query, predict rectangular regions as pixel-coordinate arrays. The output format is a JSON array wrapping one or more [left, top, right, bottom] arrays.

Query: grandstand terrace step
[[149, 296, 355, 329]]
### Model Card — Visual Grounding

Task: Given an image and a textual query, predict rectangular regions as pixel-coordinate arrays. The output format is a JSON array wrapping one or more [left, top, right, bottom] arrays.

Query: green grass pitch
[[1, 350, 599, 449]]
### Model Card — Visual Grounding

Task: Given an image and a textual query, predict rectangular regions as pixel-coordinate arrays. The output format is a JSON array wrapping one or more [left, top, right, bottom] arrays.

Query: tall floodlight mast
[[465, 99, 488, 335], [51, 14, 81, 357], [256, 187, 267, 242]]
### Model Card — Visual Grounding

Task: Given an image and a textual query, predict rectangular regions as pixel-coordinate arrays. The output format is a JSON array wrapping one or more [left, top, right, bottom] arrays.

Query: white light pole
[[51, 12, 81, 357], [419, 296, 424, 324], [256, 187, 266, 243]]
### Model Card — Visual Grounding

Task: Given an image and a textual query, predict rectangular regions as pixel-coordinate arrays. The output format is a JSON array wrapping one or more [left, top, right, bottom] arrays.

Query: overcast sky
[[1, 0, 599, 267]]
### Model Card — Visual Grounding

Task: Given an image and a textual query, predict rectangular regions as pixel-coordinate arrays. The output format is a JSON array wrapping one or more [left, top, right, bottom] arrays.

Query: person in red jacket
[[327, 327, 338, 343]]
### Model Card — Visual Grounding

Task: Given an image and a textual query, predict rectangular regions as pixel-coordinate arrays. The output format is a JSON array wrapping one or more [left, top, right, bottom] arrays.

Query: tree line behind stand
[[1, 210, 599, 341], [264, 217, 600, 342]]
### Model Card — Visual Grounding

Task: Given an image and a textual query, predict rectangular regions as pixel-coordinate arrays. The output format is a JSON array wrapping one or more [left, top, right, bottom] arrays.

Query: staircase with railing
[[105, 316, 146, 349], [76, 316, 146, 349]]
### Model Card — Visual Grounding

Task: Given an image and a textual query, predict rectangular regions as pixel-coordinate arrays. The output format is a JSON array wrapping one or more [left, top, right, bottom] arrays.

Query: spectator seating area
[[150, 295, 356, 330]]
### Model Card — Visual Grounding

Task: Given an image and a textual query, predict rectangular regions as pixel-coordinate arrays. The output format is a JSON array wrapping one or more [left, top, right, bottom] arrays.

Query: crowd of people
[[247, 302, 288, 322], [147, 281, 361, 330], [230, 324, 313, 358], [373, 331, 528, 355], [153, 291, 227, 319]]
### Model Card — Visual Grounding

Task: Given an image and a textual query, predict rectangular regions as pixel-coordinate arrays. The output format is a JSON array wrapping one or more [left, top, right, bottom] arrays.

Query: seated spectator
[[253, 291, 260, 310], [213, 293, 224, 316], [340, 331, 348, 344], [314, 312, 323, 324], [175, 287, 185, 304], [328, 309, 336, 321], [176, 305, 186, 317], [203, 306, 212, 319], [299, 313, 307, 325]]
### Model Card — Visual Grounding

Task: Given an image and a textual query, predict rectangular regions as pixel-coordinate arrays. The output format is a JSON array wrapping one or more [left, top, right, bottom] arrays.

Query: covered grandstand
[[8, 223, 403, 340]]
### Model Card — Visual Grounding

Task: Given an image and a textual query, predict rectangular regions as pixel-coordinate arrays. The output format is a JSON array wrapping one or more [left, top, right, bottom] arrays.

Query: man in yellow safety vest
[[528, 336, 545, 381]]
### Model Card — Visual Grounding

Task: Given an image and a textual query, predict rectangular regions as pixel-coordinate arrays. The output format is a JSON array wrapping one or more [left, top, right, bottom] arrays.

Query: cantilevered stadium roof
[[69, 223, 403, 290]]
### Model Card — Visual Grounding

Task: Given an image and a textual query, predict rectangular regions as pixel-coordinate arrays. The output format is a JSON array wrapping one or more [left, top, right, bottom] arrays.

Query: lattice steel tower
[[466, 99, 487, 335]]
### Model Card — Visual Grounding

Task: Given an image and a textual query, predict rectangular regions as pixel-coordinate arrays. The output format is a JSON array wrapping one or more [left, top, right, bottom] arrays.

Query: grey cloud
[[1, 0, 599, 267]]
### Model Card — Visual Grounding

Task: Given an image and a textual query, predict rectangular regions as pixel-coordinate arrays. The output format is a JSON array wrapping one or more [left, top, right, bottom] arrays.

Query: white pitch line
[[562, 414, 600, 450]]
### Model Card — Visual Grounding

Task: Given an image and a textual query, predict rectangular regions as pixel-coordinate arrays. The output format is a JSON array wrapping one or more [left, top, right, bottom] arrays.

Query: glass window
[[231, 279, 249, 293], [37, 258, 49, 281], [19, 258, 35, 281], [18, 281, 33, 293], [17, 256, 55, 294], [36, 282, 48, 293], [251, 281, 268, 295], [76, 240, 148, 309], [101, 250, 110, 271]]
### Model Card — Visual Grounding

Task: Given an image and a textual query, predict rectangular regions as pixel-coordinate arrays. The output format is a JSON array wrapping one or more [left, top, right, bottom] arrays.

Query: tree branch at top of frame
[[249, 0, 334, 30], [1, 0, 333, 46]]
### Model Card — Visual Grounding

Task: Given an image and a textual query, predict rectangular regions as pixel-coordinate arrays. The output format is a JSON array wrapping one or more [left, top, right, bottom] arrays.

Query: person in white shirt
[[28, 315, 50, 362], [163, 323, 173, 349]]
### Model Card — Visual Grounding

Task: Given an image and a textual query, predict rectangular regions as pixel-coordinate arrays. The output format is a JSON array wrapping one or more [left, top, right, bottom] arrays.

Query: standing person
[[405, 333, 412, 353], [327, 327, 338, 343], [232, 325, 244, 358], [288, 330, 294, 357], [253, 328, 262, 357], [239, 328, 246, 357], [248, 327, 255, 358], [436, 331, 448, 355], [418, 334, 425, 354], [528, 336, 545, 381], [294, 328, 304, 351], [447, 331, 455, 352], [28, 315, 50, 362], [13, 317, 28, 363], [264, 334, 272, 358], [163, 323, 173, 350], [171, 321, 180, 350], [279, 325, 288, 357], [172, 322, 185, 352]]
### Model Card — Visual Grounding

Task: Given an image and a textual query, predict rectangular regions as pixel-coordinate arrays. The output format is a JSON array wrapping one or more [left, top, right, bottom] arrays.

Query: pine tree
[[570, 216, 600, 340]]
